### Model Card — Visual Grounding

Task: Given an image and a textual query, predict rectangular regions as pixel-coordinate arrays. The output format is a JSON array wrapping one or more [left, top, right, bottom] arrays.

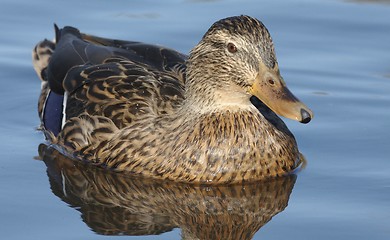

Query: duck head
[[187, 15, 313, 123]]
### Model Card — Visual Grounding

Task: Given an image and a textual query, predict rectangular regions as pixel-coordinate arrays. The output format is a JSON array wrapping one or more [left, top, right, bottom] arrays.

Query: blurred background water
[[0, 0, 389, 239]]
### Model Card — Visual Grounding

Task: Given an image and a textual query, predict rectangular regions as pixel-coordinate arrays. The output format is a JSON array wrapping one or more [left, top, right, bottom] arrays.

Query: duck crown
[[200, 15, 276, 69]]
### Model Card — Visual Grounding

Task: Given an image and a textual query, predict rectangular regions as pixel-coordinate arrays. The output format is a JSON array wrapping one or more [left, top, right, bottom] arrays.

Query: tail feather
[[34, 25, 59, 136], [33, 37, 56, 133], [32, 38, 55, 82], [54, 24, 60, 44]]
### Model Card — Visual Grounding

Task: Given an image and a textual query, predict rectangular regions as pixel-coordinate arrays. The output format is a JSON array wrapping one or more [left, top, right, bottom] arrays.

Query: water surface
[[0, 0, 389, 239]]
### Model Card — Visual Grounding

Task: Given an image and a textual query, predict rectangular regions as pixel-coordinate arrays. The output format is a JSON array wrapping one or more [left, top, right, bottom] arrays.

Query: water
[[0, 0, 389, 239]]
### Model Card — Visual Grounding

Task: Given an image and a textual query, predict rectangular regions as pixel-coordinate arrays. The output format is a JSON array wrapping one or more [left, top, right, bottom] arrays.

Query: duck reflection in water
[[39, 144, 299, 240]]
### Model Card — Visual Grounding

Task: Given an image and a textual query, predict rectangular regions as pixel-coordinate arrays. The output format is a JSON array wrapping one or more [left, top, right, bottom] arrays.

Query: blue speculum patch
[[43, 91, 64, 136]]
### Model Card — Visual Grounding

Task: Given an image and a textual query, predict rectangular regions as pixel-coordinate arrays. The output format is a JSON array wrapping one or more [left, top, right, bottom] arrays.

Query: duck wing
[[46, 26, 187, 129], [81, 32, 188, 73]]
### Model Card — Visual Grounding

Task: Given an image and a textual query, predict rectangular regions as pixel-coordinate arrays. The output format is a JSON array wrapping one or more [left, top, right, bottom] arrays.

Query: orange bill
[[250, 63, 313, 123]]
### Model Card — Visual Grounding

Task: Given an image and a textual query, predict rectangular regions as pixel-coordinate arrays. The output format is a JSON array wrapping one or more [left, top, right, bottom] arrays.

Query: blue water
[[1, 0, 389, 239]]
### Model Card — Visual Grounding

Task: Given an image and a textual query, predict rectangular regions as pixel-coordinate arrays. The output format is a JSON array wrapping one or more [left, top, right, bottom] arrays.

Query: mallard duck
[[33, 15, 313, 184]]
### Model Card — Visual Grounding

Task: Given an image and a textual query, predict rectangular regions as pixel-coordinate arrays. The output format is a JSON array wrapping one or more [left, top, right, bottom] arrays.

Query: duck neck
[[183, 62, 252, 114]]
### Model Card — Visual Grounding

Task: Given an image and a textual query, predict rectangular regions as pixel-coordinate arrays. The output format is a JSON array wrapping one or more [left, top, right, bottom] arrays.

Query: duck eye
[[268, 79, 275, 85], [227, 43, 237, 53]]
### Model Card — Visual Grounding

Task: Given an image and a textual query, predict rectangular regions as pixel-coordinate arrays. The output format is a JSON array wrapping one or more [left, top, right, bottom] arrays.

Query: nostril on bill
[[300, 108, 312, 124]]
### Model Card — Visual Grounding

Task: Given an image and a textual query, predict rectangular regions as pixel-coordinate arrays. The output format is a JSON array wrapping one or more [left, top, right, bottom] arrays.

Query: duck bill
[[250, 75, 313, 124]]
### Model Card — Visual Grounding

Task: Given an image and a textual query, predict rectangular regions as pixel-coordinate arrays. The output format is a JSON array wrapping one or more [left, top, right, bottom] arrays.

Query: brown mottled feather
[[63, 59, 185, 128]]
